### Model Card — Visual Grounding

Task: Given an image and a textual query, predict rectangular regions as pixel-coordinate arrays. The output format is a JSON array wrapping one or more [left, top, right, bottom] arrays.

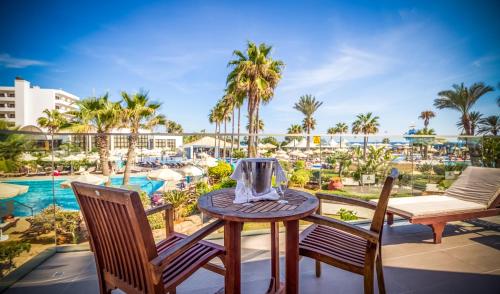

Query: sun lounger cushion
[[444, 166, 500, 207], [380, 195, 486, 217]]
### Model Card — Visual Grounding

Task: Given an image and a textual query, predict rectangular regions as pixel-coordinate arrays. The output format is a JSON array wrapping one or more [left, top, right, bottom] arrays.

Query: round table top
[[198, 188, 319, 222]]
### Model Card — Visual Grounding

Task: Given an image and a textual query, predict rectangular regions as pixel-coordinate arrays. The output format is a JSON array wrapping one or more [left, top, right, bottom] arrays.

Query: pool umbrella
[[276, 153, 290, 160], [289, 150, 302, 157], [0, 183, 29, 199], [60, 173, 109, 188], [147, 168, 183, 181], [198, 157, 217, 168], [179, 165, 203, 177], [276, 149, 287, 155], [20, 153, 37, 161], [41, 155, 61, 162], [304, 150, 314, 156]]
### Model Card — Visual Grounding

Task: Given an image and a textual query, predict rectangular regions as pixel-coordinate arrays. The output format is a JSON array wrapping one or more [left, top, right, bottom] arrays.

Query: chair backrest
[[72, 182, 159, 294], [445, 166, 500, 208], [369, 169, 399, 235]]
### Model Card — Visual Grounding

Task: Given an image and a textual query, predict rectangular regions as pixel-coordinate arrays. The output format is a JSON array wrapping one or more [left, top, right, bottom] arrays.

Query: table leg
[[270, 222, 281, 293], [285, 220, 299, 294], [225, 221, 242, 294]]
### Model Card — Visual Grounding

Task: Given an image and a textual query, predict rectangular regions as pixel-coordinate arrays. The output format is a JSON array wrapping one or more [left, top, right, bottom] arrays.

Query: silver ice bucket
[[240, 158, 275, 196]]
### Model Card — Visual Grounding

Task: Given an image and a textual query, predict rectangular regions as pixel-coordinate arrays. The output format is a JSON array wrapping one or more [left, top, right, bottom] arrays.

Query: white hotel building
[[0, 78, 182, 152]]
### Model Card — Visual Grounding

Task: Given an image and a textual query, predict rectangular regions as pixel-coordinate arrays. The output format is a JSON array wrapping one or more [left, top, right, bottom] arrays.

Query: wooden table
[[198, 188, 318, 294]]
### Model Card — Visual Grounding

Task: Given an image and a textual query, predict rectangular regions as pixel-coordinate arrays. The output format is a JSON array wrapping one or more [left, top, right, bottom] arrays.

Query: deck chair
[[71, 182, 225, 294], [382, 166, 500, 243], [299, 169, 399, 294]]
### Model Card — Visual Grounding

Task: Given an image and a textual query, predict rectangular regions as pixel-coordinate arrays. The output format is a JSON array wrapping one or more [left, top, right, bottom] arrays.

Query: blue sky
[[1, 0, 499, 135]]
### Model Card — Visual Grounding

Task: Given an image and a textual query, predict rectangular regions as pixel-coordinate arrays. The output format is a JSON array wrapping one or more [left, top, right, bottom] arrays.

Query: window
[[55, 96, 60, 100], [137, 135, 148, 149], [113, 136, 129, 149], [8, 113, 15, 118], [0, 104, 4, 107], [8, 93, 14, 97], [166, 139, 176, 150], [8, 104, 14, 108], [55, 106, 60, 109], [0, 114, 5, 118], [155, 139, 166, 148]]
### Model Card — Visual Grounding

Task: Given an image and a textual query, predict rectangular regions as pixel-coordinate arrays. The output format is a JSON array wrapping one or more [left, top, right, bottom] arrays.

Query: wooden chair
[[299, 169, 398, 294], [71, 182, 225, 294]]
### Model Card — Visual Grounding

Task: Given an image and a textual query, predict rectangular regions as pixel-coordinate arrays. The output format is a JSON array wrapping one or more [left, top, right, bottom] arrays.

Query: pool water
[[3, 176, 164, 216]]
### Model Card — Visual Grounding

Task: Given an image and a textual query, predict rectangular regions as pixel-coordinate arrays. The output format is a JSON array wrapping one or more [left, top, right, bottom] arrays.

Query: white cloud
[[0, 53, 47, 68], [281, 46, 393, 92]]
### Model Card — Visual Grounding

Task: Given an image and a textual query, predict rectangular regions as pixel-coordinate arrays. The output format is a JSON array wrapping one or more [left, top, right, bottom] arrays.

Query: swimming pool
[[2, 176, 164, 216]]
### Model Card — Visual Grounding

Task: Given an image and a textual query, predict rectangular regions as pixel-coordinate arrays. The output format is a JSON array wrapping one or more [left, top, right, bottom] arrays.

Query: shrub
[[438, 179, 454, 190], [294, 160, 306, 170], [208, 161, 232, 182], [278, 160, 291, 173], [163, 190, 190, 220], [232, 149, 246, 159], [417, 163, 433, 174], [220, 177, 236, 188], [195, 181, 211, 196], [0, 241, 31, 275], [182, 202, 199, 217], [432, 164, 445, 176], [338, 208, 358, 221], [289, 169, 310, 187]]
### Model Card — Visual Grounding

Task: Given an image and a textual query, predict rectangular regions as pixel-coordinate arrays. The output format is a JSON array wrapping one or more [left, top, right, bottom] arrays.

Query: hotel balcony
[[0, 131, 498, 294]]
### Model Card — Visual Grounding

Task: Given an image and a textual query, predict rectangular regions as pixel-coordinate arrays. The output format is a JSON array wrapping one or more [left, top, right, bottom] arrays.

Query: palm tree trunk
[[223, 119, 227, 159], [363, 136, 368, 159], [123, 133, 138, 185], [247, 94, 257, 157], [255, 104, 260, 153], [237, 106, 241, 149], [230, 109, 235, 158], [215, 122, 219, 158], [96, 134, 111, 185], [306, 125, 311, 150]]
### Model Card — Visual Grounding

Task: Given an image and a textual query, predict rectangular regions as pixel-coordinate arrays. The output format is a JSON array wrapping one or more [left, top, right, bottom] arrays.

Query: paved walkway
[[6, 217, 500, 294]]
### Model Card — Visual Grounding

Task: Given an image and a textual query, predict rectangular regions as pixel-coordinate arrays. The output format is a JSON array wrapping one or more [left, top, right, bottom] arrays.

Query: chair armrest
[[149, 219, 224, 283], [316, 193, 378, 210], [145, 204, 174, 237], [304, 214, 379, 244], [145, 203, 173, 216]]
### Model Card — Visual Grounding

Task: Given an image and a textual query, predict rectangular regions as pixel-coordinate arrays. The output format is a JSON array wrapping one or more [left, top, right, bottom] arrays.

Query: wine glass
[[276, 181, 288, 204]]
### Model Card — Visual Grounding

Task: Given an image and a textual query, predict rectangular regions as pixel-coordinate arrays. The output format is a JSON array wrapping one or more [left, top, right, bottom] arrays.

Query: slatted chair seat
[[157, 233, 225, 290], [300, 224, 368, 273]]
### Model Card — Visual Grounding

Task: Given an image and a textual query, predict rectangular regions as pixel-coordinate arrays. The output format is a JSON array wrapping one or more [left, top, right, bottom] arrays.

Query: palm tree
[[37, 109, 68, 135], [334, 122, 348, 148], [478, 115, 499, 136], [165, 121, 183, 133], [67, 94, 122, 178], [351, 112, 380, 159], [246, 116, 264, 132], [208, 107, 219, 157], [434, 82, 493, 135], [218, 98, 232, 159], [456, 111, 482, 135], [227, 42, 284, 157], [418, 110, 435, 129], [293, 95, 323, 150], [415, 128, 436, 159], [121, 90, 165, 185], [286, 124, 303, 147]]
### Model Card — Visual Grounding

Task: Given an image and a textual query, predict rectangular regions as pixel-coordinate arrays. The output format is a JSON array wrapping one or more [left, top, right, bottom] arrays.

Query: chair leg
[[315, 260, 321, 277], [386, 213, 394, 226], [364, 269, 374, 294], [376, 254, 386, 294], [429, 222, 446, 244]]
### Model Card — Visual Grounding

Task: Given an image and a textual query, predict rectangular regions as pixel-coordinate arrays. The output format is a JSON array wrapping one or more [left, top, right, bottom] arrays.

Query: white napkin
[[230, 158, 287, 204]]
